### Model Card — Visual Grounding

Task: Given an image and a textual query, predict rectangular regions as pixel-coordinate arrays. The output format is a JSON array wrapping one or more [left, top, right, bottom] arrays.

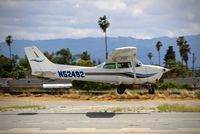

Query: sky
[[0, 0, 200, 41]]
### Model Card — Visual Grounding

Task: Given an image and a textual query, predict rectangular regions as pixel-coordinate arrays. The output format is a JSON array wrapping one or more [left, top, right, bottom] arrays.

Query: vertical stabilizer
[[24, 46, 55, 76]]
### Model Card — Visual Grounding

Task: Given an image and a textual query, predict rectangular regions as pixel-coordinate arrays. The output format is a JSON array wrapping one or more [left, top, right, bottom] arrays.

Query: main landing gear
[[117, 84, 126, 94], [117, 84, 156, 95]]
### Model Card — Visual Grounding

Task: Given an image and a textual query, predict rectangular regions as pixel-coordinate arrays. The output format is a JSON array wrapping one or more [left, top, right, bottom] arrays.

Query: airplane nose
[[163, 68, 170, 73]]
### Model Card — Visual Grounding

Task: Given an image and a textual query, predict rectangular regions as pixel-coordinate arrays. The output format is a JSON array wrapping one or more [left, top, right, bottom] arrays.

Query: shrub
[[158, 82, 178, 90], [179, 84, 191, 89], [158, 82, 191, 90]]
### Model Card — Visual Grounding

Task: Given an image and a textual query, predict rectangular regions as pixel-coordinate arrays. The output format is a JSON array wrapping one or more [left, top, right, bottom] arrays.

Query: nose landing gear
[[148, 85, 155, 94], [117, 84, 126, 94]]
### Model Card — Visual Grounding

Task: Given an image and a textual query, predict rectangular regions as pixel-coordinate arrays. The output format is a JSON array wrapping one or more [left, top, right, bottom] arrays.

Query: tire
[[148, 86, 155, 94], [117, 84, 126, 94]]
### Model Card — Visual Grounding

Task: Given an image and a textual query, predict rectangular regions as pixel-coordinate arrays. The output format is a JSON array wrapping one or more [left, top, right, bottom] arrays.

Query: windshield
[[96, 62, 105, 68]]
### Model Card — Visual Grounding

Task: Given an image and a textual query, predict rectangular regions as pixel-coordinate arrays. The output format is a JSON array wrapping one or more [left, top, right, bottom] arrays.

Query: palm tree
[[5, 35, 13, 59], [148, 52, 153, 64], [98, 15, 110, 59], [155, 41, 162, 65], [176, 36, 191, 67], [181, 44, 191, 67], [177, 36, 184, 64]]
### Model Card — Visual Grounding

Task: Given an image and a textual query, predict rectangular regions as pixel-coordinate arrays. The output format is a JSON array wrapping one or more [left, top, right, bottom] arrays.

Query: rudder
[[24, 46, 55, 76]]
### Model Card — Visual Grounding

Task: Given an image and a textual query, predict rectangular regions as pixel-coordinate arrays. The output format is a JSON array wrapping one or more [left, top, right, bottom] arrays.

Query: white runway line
[[66, 128, 96, 132], [121, 128, 152, 132]]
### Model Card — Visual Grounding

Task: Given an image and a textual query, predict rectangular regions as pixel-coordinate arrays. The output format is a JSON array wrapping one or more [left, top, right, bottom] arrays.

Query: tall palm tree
[[5, 35, 13, 59], [98, 15, 110, 59], [176, 36, 191, 67], [177, 36, 184, 64], [155, 41, 162, 65], [147, 52, 153, 64], [181, 44, 191, 67]]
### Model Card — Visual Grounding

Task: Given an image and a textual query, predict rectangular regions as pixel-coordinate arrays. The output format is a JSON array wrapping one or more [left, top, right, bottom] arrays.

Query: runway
[[0, 101, 200, 133]]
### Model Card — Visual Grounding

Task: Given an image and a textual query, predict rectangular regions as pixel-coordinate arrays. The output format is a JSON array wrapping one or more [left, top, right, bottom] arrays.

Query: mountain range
[[0, 35, 200, 68]]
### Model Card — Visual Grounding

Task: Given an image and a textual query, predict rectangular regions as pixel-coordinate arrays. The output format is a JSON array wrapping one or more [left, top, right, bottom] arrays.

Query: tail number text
[[58, 71, 85, 78]]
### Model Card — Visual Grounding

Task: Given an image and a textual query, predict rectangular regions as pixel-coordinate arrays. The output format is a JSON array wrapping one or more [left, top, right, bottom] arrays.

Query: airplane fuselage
[[36, 63, 165, 85]]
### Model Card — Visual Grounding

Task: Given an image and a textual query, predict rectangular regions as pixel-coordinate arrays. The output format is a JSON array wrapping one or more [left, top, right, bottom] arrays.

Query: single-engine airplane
[[25, 46, 169, 94]]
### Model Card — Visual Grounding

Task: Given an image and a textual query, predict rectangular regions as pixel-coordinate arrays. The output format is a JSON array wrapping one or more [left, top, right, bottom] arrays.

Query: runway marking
[[66, 128, 150, 132], [0, 128, 199, 133], [178, 128, 200, 132], [121, 128, 152, 132], [66, 128, 150, 133], [66, 128, 96, 132], [9, 128, 40, 132]]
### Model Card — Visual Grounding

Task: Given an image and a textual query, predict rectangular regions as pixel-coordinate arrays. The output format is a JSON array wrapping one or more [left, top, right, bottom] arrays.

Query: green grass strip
[[158, 104, 200, 112], [0, 105, 46, 111]]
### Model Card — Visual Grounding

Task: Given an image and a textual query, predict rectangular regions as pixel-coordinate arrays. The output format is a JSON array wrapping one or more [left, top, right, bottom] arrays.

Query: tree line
[[148, 36, 191, 67], [147, 36, 197, 78]]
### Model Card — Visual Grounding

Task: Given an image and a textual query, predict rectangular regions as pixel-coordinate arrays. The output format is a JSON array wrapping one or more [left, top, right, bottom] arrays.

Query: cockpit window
[[117, 62, 132, 68], [103, 63, 116, 69], [98, 58, 142, 69]]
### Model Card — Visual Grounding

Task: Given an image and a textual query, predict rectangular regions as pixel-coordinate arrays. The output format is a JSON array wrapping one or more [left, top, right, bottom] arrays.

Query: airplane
[[24, 46, 169, 94]]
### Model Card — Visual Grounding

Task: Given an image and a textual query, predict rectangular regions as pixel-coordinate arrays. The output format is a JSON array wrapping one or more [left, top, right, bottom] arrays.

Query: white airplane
[[24, 46, 169, 94]]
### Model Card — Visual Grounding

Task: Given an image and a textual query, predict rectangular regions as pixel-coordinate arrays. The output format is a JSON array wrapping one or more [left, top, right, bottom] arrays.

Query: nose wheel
[[148, 85, 155, 94], [117, 84, 126, 94]]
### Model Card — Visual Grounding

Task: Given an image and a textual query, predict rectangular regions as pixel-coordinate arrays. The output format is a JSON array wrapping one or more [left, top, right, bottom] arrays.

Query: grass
[[98, 107, 156, 113], [158, 104, 200, 112], [0, 105, 46, 112], [98, 104, 200, 113]]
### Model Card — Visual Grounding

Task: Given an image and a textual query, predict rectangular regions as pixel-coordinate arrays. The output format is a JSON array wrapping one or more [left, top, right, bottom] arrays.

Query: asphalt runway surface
[[0, 101, 200, 134]]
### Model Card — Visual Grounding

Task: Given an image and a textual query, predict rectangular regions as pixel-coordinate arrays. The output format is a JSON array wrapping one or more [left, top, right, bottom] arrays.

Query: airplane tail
[[24, 46, 56, 76]]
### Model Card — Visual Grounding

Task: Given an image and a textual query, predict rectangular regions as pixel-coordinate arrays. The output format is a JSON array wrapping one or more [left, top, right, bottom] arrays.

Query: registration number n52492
[[58, 71, 85, 78]]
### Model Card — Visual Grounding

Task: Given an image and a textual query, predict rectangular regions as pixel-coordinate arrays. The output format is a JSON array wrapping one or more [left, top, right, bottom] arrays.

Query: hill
[[0, 35, 200, 68]]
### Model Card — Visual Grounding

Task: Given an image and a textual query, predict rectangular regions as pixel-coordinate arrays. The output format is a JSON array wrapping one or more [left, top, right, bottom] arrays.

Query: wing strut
[[132, 57, 136, 83]]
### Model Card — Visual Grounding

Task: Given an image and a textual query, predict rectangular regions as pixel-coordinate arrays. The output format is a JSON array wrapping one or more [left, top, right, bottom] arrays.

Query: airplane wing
[[107, 47, 137, 63]]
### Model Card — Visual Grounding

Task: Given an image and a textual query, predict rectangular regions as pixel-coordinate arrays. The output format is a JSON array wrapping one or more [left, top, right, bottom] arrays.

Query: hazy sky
[[0, 0, 200, 41]]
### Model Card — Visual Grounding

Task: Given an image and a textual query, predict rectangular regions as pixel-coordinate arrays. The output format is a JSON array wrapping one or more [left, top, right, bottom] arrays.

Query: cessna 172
[[24, 46, 169, 94]]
